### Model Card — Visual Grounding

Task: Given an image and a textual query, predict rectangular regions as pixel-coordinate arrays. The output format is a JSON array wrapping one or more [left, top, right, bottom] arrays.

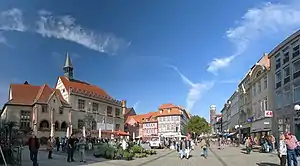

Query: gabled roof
[[159, 103, 177, 109], [125, 107, 136, 116], [125, 112, 158, 124], [59, 76, 110, 98], [6, 83, 69, 106]]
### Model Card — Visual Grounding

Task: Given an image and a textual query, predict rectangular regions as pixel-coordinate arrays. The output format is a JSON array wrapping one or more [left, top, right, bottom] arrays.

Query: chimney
[[121, 100, 127, 115]]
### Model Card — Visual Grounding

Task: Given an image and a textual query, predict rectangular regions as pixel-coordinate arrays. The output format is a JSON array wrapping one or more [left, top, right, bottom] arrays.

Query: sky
[[1, 0, 300, 121]]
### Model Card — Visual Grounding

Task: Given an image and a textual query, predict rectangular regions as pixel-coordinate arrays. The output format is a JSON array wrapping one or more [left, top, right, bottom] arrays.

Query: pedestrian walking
[[55, 137, 60, 151], [200, 139, 208, 158], [47, 137, 53, 159], [278, 134, 287, 166], [78, 137, 86, 163], [284, 132, 298, 166], [179, 139, 186, 159], [245, 137, 252, 154], [27, 133, 40, 166], [67, 134, 76, 162]]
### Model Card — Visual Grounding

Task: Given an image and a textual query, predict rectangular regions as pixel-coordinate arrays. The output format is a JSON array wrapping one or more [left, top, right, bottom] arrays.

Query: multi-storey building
[[125, 103, 190, 139], [269, 30, 300, 139], [0, 82, 72, 138], [209, 105, 217, 133], [249, 54, 272, 135], [220, 105, 229, 132], [55, 53, 125, 133], [125, 112, 158, 140], [1, 53, 128, 138], [238, 71, 252, 135], [227, 90, 239, 130], [157, 104, 190, 136], [212, 114, 222, 134]]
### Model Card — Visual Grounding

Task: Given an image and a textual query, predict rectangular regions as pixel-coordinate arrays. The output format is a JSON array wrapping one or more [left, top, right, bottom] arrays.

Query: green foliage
[[94, 142, 156, 160], [185, 115, 211, 135]]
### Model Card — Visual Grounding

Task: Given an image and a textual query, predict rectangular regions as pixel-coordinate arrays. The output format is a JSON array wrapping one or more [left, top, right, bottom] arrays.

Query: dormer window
[[167, 108, 171, 113], [160, 110, 163, 114]]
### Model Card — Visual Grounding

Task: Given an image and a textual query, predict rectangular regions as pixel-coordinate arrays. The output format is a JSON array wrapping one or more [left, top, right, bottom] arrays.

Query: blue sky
[[1, 0, 300, 121]]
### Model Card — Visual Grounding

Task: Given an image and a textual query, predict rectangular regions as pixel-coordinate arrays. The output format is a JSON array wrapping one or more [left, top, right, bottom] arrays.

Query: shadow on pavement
[[256, 162, 280, 166]]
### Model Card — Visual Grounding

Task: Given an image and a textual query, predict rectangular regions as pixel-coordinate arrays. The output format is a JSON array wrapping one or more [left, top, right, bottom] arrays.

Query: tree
[[185, 115, 210, 135]]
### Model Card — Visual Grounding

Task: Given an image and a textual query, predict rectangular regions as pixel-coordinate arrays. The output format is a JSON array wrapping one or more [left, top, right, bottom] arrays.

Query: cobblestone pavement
[[209, 145, 280, 166], [21, 147, 175, 166], [21, 145, 281, 166]]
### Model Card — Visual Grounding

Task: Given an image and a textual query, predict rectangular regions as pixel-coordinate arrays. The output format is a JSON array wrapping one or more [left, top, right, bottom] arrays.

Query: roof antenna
[[24, 81, 29, 85]]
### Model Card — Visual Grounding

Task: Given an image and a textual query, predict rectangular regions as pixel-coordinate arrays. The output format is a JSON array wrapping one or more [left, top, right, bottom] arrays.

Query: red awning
[[114, 130, 130, 136]]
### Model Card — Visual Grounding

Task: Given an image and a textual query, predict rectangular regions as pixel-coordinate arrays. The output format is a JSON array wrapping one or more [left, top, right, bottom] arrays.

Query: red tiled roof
[[159, 103, 177, 109], [125, 112, 158, 124], [59, 76, 110, 98], [8, 83, 69, 106]]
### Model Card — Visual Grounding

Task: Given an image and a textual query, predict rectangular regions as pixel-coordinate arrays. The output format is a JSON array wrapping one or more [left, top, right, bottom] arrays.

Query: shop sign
[[264, 110, 273, 118]]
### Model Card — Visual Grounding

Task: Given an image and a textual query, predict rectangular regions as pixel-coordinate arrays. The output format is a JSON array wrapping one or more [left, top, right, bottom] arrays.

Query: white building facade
[[156, 104, 190, 136]]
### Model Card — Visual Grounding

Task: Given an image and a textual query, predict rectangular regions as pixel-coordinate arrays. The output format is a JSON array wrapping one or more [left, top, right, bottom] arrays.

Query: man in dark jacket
[[27, 133, 40, 166], [67, 134, 76, 162]]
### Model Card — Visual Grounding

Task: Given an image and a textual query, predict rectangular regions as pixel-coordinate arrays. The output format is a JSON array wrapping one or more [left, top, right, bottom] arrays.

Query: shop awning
[[114, 130, 130, 136]]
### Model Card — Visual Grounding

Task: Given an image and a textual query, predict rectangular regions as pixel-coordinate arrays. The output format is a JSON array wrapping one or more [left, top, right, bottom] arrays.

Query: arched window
[[61, 121, 67, 130], [39, 120, 50, 129], [256, 71, 261, 78], [92, 120, 97, 130], [55, 121, 60, 131]]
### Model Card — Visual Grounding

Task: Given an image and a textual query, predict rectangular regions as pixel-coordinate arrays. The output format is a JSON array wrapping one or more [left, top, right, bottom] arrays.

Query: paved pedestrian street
[[209, 145, 279, 166], [21, 146, 280, 166]]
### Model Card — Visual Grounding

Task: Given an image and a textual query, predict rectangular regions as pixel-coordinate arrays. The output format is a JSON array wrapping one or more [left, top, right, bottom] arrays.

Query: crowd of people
[[27, 133, 133, 166]]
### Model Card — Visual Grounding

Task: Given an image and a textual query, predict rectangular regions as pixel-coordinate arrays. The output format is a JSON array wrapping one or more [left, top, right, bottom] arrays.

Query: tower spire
[[63, 52, 74, 79]]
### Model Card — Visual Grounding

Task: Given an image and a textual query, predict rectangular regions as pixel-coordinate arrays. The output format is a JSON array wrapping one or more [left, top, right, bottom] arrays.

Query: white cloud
[[0, 8, 26, 32], [0, 8, 26, 45], [166, 64, 214, 111], [207, 1, 300, 74], [0, 8, 129, 55], [133, 101, 141, 111], [36, 10, 130, 55]]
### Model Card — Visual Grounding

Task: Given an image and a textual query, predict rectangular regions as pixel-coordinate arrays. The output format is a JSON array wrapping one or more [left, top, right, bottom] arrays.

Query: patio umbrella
[[50, 124, 55, 138], [98, 128, 102, 138], [83, 126, 86, 138], [70, 125, 73, 136], [66, 127, 70, 138]]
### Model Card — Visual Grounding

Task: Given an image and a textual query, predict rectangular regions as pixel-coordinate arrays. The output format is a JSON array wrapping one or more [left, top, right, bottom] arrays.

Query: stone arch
[[55, 121, 60, 131], [39, 120, 50, 129], [61, 121, 67, 130], [250, 64, 265, 80], [92, 120, 97, 130]]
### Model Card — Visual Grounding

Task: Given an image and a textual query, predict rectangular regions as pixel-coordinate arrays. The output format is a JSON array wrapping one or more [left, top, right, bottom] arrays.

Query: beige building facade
[[0, 83, 72, 138], [0, 53, 126, 138], [249, 54, 272, 133]]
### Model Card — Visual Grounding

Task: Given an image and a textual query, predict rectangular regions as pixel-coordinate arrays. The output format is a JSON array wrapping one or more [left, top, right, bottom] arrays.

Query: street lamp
[[294, 104, 300, 111]]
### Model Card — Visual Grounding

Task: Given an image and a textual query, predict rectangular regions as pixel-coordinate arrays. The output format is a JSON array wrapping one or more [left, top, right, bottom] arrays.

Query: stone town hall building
[[0, 53, 126, 138]]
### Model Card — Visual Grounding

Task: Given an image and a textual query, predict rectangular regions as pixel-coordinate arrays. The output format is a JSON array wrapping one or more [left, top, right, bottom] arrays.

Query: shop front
[[251, 117, 272, 134]]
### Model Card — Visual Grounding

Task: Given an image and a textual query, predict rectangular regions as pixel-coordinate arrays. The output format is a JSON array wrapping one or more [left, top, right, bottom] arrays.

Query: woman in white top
[[278, 133, 287, 166]]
